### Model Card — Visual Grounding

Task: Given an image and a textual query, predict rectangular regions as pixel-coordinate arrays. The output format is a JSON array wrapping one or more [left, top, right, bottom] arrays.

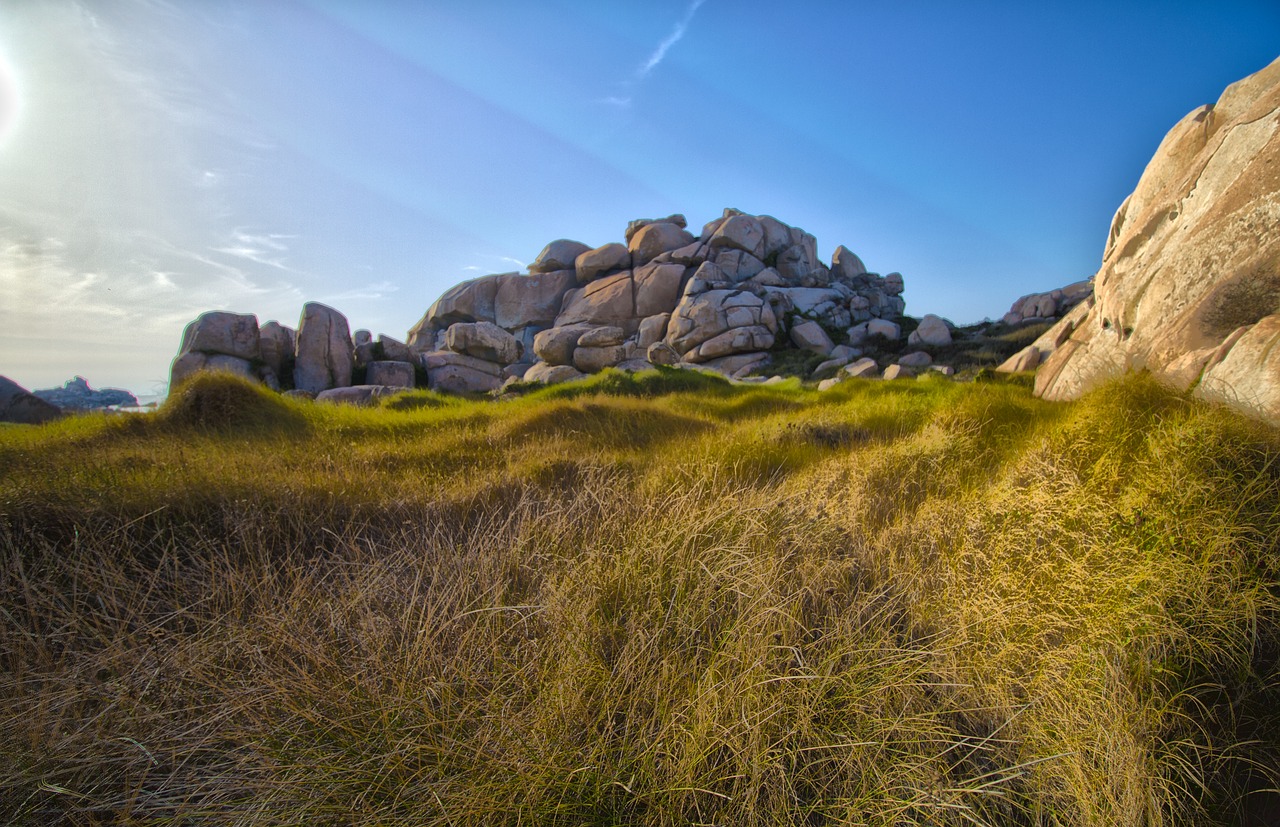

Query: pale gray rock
[[843, 357, 880, 379], [713, 249, 766, 282], [699, 351, 771, 377], [634, 262, 686, 317], [530, 239, 592, 274], [180, 311, 261, 361], [907, 314, 953, 347], [666, 289, 777, 360], [898, 351, 934, 368], [378, 334, 413, 363], [354, 342, 379, 370], [573, 344, 627, 373], [407, 273, 506, 347], [790, 319, 835, 355], [637, 314, 671, 349], [883, 364, 915, 380], [420, 350, 505, 377], [353, 329, 373, 346], [668, 242, 710, 266], [997, 345, 1042, 373], [317, 385, 405, 406], [884, 272, 905, 297], [575, 242, 631, 283], [625, 214, 687, 244], [494, 269, 577, 330], [647, 341, 681, 366], [867, 319, 901, 340], [758, 215, 794, 258], [812, 355, 853, 380], [629, 222, 695, 267], [533, 325, 588, 366], [830, 245, 868, 280], [366, 360, 416, 388], [709, 214, 766, 259], [747, 268, 787, 287], [576, 325, 626, 347], [445, 321, 522, 365], [427, 363, 503, 394], [555, 271, 637, 331], [817, 377, 841, 391], [523, 362, 587, 385], [294, 302, 355, 394], [0, 376, 63, 424]]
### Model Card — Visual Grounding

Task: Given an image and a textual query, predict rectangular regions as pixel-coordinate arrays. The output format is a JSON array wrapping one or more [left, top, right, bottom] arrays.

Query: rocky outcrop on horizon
[[32, 376, 138, 410], [1033, 57, 1280, 426]]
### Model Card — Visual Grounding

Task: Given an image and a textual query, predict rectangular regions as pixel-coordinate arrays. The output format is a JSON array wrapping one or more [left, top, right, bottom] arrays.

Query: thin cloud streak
[[637, 0, 707, 78]]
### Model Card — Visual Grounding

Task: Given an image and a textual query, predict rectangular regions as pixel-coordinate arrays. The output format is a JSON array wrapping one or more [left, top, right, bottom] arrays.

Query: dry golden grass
[[1, 369, 1277, 825]]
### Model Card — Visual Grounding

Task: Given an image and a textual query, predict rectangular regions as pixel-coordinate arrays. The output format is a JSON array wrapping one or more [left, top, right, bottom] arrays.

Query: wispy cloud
[[599, 95, 633, 108], [637, 0, 707, 78], [211, 230, 297, 270]]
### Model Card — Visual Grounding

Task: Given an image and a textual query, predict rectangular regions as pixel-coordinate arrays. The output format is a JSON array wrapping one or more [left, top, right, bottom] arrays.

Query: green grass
[[1, 371, 1278, 825]]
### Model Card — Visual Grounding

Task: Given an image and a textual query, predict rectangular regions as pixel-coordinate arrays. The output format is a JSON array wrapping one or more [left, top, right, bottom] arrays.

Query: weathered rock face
[[365, 361, 415, 388], [666, 289, 777, 363], [575, 243, 631, 283], [0, 376, 64, 424], [294, 302, 354, 395], [259, 322, 296, 385], [445, 321, 522, 365], [181, 311, 261, 361], [1035, 57, 1280, 427], [33, 376, 137, 410]]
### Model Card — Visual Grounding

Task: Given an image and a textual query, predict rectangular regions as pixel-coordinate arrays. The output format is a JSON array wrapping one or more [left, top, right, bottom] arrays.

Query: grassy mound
[[1, 374, 1278, 825]]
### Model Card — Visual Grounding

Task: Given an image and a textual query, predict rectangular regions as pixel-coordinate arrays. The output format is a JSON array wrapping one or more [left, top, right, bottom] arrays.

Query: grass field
[[2, 369, 1278, 825]]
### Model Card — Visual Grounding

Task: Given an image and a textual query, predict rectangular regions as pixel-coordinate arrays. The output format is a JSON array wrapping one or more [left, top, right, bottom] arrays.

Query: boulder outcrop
[[294, 302, 355, 394], [33, 376, 138, 410], [1034, 57, 1280, 426], [0, 376, 64, 424]]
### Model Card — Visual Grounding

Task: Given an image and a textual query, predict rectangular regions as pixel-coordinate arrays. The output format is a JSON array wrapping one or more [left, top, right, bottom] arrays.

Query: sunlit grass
[[1, 370, 1278, 825]]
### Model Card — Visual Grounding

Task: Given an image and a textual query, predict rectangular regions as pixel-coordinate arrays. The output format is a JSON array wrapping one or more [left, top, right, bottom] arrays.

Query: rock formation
[[33, 377, 138, 410], [1034, 57, 1280, 426], [406, 208, 907, 385], [169, 208, 910, 398], [0, 376, 64, 424]]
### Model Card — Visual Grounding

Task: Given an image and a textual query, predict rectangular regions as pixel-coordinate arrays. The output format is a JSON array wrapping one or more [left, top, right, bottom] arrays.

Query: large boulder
[[533, 325, 589, 366], [625, 214, 687, 244], [494, 270, 577, 329], [530, 239, 592, 274], [179, 311, 261, 361], [830, 245, 867, 281], [708, 214, 766, 259], [555, 271, 637, 331], [1035, 57, 1280, 427], [316, 385, 406, 406], [575, 242, 631, 283], [407, 273, 505, 347], [421, 351, 504, 394], [293, 302, 354, 394], [907, 314, 953, 347], [666, 289, 777, 363], [0, 376, 63, 424], [629, 222, 695, 267], [365, 361, 416, 388], [445, 321, 522, 365]]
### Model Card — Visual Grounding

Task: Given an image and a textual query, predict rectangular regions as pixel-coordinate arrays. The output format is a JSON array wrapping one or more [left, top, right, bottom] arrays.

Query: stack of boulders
[[169, 208, 913, 399], [33, 376, 138, 410], [1000, 280, 1093, 327], [169, 302, 419, 405], [407, 208, 908, 384]]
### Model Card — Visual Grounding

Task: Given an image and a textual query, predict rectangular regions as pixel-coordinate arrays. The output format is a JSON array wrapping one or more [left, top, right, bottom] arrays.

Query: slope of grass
[[1, 371, 1278, 826]]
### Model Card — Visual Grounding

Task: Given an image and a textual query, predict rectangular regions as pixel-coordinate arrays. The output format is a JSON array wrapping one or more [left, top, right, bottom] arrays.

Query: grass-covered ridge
[[2, 370, 1278, 826]]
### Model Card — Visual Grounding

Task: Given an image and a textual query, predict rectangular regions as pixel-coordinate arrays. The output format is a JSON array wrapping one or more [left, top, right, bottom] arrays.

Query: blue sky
[[0, 0, 1277, 395]]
